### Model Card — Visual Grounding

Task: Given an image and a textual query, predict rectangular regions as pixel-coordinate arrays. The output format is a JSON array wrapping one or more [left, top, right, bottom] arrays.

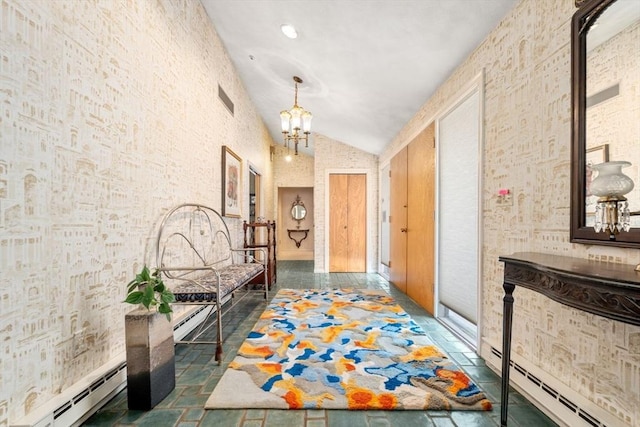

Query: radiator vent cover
[[489, 346, 610, 427], [12, 307, 210, 427]]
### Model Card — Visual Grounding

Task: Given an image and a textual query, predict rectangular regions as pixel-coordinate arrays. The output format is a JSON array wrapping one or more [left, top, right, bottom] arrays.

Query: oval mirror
[[292, 204, 307, 221], [570, 0, 640, 247], [291, 195, 307, 222]]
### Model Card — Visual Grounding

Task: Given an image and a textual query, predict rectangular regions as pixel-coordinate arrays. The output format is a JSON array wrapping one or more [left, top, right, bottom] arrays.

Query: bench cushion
[[172, 263, 264, 303]]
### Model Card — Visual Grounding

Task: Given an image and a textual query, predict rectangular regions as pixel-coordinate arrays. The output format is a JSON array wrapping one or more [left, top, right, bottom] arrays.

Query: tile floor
[[84, 261, 558, 426]]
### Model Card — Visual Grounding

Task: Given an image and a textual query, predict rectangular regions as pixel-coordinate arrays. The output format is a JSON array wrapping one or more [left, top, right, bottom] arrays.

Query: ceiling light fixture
[[280, 24, 298, 39], [280, 76, 312, 155]]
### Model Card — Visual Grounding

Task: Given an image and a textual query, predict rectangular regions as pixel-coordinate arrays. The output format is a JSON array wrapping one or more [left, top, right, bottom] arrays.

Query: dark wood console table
[[287, 228, 309, 248], [499, 252, 640, 426]]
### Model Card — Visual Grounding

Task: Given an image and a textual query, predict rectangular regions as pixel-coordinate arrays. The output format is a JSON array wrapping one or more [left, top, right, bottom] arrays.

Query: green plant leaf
[[158, 303, 172, 314], [154, 281, 166, 293], [161, 290, 175, 304], [127, 279, 139, 293], [141, 284, 155, 309], [142, 265, 151, 277], [124, 291, 144, 305], [124, 266, 174, 320], [158, 301, 173, 322]]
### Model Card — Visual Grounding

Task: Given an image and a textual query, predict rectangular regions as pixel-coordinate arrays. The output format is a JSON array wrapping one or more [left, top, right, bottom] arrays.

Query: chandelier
[[280, 76, 312, 155]]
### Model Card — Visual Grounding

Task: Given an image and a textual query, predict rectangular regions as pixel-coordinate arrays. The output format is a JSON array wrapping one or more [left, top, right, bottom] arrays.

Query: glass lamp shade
[[280, 110, 291, 133], [289, 105, 303, 131], [590, 161, 634, 197], [302, 111, 312, 133]]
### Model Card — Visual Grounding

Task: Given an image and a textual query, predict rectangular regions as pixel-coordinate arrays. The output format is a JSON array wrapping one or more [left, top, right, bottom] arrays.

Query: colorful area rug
[[205, 288, 492, 411]]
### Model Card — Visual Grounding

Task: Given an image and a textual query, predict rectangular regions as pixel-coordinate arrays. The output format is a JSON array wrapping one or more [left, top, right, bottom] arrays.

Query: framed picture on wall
[[222, 146, 242, 218], [585, 144, 609, 215]]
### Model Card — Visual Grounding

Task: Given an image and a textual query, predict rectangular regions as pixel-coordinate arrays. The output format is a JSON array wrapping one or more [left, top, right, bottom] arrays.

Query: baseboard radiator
[[11, 306, 210, 427], [482, 340, 625, 427]]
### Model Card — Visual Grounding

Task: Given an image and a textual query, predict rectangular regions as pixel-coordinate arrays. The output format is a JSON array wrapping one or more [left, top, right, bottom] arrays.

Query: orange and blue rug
[[206, 288, 492, 411]]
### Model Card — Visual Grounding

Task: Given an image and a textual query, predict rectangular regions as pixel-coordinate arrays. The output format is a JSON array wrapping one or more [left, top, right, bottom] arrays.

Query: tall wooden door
[[406, 123, 435, 315], [389, 147, 408, 293], [329, 174, 366, 272]]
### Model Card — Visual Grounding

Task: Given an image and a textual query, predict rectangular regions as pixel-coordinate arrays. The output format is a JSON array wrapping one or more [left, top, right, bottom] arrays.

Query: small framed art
[[222, 146, 242, 218]]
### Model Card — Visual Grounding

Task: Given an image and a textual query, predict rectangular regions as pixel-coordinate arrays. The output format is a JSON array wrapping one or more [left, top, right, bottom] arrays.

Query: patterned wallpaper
[[272, 144, 315, 189], [380, 0, 639, 425], [0, 0, 274, 424], [2, 0, 639, 425]]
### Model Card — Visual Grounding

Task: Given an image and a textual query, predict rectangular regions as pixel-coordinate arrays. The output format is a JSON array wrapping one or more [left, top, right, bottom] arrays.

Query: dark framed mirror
[[570, 0, 640, 247]]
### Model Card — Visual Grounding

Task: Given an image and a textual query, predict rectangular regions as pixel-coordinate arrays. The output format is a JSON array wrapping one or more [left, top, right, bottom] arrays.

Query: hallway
[[84, 261, 557, 426]]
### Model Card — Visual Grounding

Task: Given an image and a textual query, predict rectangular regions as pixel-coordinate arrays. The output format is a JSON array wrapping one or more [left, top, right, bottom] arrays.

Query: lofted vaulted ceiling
[[201, 0, 518, 156]]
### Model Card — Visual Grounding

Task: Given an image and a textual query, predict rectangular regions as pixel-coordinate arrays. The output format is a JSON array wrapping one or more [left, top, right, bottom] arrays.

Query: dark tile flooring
[[84, 261, 558, 426]]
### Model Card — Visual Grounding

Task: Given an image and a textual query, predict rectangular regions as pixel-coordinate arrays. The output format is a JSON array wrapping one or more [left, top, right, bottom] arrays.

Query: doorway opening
[[248, 167, 262, 258], [249, 167, 261, 223]]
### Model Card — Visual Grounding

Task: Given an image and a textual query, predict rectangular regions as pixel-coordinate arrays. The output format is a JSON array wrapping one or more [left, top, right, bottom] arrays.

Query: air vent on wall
[[586, 83, 619, 108], [218, 84, 234, 116]]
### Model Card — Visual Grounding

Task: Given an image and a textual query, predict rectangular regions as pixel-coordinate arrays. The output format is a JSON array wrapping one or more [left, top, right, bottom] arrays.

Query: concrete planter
[[125, 309, 175, 410]]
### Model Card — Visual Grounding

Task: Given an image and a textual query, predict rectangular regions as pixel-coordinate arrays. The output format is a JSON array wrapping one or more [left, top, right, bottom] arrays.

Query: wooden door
[[389, 147, 408, 293], [329, 174, 366, 272], [347, 174, 366, 271], [406, 123, 436, 315], [329, 174, 349, 271]]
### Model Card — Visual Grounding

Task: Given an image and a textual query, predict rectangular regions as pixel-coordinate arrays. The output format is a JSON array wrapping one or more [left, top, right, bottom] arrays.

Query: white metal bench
[[155, 203, 267, 364]]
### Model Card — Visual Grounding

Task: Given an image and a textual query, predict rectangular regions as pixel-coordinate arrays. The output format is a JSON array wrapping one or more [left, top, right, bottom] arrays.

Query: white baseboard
[[11, 306, 209, 427], [480, 338, 627, 427], [278, 250, 314, 260]]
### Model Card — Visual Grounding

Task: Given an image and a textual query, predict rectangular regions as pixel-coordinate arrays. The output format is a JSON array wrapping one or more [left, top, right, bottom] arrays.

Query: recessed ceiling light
[[281, 24, 298, 39]]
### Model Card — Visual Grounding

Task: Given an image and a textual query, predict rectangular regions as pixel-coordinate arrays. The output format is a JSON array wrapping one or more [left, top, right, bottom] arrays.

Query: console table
[[499, 252, 640, 426]]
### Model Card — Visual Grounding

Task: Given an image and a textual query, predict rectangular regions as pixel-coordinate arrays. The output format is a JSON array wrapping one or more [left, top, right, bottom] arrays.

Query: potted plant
[[124, 265, 175, 320], [123, 265, 176, 410]]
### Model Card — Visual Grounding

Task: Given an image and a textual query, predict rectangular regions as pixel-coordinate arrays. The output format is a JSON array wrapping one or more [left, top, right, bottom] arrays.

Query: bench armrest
[[230, 247, 267, 266]]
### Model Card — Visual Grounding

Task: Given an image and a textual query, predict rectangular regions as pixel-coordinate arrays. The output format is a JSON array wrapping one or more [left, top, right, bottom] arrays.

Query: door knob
[[400, 228, 407, 233]]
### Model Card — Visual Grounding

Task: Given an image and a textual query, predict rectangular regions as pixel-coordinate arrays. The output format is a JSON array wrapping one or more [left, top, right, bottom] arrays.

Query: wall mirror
[[570, 0, 640, 247], [291, 195, 307, 226]]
